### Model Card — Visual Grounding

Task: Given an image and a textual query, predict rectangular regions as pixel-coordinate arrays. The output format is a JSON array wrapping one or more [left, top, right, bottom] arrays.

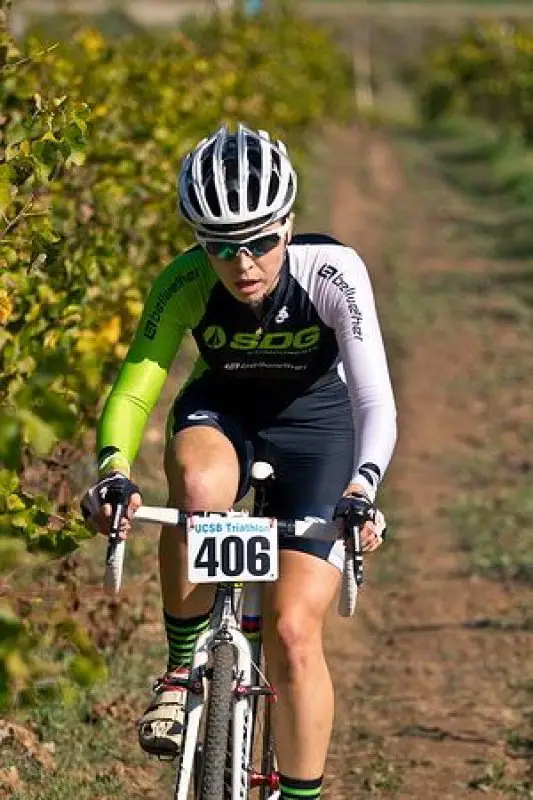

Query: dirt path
[[321, 125, 532, 799]]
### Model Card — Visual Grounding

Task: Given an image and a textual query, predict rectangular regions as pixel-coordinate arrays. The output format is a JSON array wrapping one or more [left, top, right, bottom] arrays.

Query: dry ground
[[321, 125, 532, 799]]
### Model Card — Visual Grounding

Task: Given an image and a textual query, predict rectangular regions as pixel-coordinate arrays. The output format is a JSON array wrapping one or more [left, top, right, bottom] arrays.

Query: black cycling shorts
[[169, 374, 355, 570]]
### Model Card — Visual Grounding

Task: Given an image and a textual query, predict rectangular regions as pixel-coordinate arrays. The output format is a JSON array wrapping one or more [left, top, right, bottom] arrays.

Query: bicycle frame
[[174, 580, 277, 800], [174, 466, 278, 799]]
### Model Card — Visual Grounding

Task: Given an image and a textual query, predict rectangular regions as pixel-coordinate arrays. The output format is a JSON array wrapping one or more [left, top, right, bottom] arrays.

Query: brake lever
[[105, 487, 127, 565], [348, 522, 365, 587], [345, 504, 374, 588]]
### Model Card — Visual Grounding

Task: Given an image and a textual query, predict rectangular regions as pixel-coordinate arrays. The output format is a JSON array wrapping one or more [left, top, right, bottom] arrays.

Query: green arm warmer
[[96, 249, 214, 476]]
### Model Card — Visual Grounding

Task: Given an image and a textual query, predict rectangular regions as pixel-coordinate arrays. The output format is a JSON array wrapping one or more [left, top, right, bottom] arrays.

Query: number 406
[[194, 535, 271, 577]]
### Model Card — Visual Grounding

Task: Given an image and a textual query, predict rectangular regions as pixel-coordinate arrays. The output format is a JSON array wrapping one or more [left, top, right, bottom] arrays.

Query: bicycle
[[103, 461, 373, 800]]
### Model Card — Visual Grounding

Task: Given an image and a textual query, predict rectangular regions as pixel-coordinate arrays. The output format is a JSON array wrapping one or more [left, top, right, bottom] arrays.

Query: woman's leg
[[160, 425, 240, 618], [253, 393, 354, 794], [139, 424, 242, 756], [262, 551, 340, 784]]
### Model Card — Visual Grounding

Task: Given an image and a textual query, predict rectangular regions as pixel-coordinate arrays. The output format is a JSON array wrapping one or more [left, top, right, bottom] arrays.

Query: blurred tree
[[0, 0, 12, 31], [213, 0, 235, 10]]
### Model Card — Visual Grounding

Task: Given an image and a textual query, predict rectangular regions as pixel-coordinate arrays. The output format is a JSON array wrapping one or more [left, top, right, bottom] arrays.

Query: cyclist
[[82, 124, 397, 800]]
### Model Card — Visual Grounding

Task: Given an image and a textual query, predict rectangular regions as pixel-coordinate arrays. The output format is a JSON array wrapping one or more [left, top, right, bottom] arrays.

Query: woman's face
[[202, 217, 293, 305]]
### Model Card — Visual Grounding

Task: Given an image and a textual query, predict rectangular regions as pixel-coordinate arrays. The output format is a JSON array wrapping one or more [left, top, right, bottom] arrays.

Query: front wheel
[[199, 642, 234, 800]]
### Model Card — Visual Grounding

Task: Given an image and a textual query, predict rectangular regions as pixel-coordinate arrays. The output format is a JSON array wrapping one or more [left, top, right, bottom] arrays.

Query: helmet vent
[[248, 174, 260, 211], [188, 186, 203, 218], [205, 178, 221, 216], [228, 188, 239, 213]]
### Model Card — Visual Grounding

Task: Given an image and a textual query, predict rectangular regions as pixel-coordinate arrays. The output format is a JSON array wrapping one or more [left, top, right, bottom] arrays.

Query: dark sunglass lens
[[205, 241, 239, 260], [219, 245, 241, 260], [203, 230, 282, 259], [249, 233, 280, 257]]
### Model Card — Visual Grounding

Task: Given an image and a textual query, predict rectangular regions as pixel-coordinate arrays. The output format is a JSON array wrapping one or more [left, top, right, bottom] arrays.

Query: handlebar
[[104, 505, 370, 617]]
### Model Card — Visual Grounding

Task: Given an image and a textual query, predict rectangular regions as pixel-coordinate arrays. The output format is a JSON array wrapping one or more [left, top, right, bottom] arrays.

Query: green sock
[[279, 774, 322, 800], [164, 610, 211, 672]]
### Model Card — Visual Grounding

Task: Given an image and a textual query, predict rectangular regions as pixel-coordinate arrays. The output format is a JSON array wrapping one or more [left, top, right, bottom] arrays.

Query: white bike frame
[[174, 581, 271, 800]]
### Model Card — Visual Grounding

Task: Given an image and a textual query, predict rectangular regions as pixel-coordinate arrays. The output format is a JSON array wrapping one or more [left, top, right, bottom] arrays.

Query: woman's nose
[[236, 249, 254, 271]]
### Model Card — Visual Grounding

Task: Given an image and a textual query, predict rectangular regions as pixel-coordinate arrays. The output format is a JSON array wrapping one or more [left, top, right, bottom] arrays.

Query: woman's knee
[[267, 610, 323, 681], [176, 463, 234, 509], [165, 427, 240, 510]]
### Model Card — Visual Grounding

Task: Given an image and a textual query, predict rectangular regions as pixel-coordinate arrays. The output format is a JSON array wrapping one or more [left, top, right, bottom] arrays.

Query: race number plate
[[187, 515, 279, 583]]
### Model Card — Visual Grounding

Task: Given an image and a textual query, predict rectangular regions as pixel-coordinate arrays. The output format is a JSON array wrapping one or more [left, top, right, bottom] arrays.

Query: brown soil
[[322, 125, 532, 799]]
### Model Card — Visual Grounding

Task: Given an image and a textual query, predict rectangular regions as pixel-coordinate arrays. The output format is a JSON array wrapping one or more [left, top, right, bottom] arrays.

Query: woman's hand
[[338, 483, 387, 552], [81, 472, 142, 538]]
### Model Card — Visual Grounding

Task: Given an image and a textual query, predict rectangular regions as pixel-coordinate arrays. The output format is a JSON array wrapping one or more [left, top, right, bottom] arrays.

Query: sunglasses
[[197, 219, 290, 261]]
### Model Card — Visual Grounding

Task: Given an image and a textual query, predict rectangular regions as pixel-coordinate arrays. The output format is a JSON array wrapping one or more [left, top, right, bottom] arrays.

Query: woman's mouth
[[234, 279, 261, 295]]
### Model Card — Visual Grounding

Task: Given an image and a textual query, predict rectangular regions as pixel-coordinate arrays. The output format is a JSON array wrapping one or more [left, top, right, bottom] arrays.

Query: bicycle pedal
[[164, 677, 190, 690]]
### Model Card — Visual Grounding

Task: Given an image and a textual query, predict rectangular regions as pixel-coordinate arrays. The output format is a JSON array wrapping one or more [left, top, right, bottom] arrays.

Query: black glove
[[334, 493, 388, 543], [81, 472, 141, 529], [333, 492, 375, 524]]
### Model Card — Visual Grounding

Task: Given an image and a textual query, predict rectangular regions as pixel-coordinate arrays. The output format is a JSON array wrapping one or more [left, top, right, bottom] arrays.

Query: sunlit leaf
[[0, 164, 12, 215], [0, 538, 29, 570], [0, 412, 22, 471], [17, 409, 57, 455]]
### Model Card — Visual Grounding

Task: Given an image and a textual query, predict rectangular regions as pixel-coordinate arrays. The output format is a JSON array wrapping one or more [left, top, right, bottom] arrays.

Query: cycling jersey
[[97, 234, 397, 499]]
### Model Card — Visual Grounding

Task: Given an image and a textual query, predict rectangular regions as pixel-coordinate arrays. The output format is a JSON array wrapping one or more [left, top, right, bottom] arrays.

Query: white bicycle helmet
[[178, 123, 297, 236]]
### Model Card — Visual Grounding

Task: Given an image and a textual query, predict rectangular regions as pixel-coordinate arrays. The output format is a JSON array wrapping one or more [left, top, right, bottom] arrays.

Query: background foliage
[[0, 5, 354, 704], [416, 21, 533, 140]]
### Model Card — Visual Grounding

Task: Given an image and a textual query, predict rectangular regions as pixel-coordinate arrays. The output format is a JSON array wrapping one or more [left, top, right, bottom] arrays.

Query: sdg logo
[[202, 325, 321, 351], [203, 326, 227, 349]]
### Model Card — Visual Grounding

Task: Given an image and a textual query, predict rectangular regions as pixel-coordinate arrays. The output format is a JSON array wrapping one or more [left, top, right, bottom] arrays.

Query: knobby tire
[[199, 642, 234, 800]]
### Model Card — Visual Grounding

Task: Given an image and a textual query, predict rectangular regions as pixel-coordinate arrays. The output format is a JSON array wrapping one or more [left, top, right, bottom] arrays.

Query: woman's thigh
[[165, 380, 253, 504], [166, 378, 253, 507], [165, 426, 239, 508]]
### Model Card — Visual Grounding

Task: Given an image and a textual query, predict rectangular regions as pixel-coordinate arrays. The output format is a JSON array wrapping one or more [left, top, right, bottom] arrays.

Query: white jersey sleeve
[[294, 244, 397, 499]]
